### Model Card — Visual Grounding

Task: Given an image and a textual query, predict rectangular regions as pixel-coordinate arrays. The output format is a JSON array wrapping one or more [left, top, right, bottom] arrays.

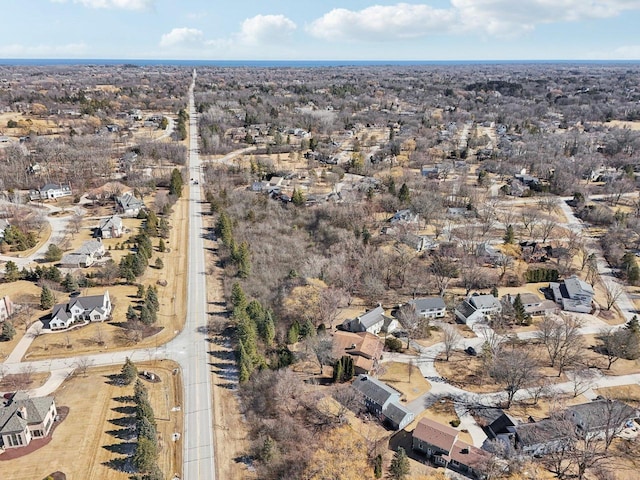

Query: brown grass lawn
[[0, 371, 50, 393], [0, 362, 182, 480], [434, 351, 500, 394], [507, 393, 590, 422], [24, 191, 189, 361], [594, 384, 640, 404], [0, 281, 41, 359], [379, 361, 431, 402]]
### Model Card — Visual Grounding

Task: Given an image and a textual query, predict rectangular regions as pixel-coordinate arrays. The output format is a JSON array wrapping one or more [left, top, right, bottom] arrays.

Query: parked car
[[465, 346, 477, 356]]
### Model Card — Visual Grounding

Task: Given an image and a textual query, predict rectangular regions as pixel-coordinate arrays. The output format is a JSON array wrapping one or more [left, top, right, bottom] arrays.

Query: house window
[[32, 429, 43, 437], [9, 433, 23, 446]]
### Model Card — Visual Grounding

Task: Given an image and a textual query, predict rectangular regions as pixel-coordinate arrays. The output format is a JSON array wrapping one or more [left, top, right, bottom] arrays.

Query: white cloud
[[160, 28, 205, 48], [613, 44, 640, 58], [237, 14, 297, 45], [309, 1, 640, 40], [50, 0, 154, 10], [308, 4, 455, 41], [0, 43, 88, 57]]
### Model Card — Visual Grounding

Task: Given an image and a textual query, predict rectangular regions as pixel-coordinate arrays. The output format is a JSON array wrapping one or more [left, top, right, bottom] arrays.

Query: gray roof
[[470, 294, 501, 310], [455, 300, 476, 320], [357, 305, 386, 329], [567, 399, 636, 432], [352, 375, 400, 408], [409, 297, 446, 311], [99, 215, 122, 230], [40, 183, 69, 192], [563, 276, 594, 297], [117, 192, 144, 210], [383, 401, 413, 427], [52, 292, 109, 321], [60, 253, 89, 266], [0, 393, 55, 434], [77, 239, 103, 255]]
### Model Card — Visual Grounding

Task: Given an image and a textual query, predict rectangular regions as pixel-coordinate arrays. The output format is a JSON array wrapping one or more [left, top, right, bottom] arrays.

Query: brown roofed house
[[332, 331, 383, 374]]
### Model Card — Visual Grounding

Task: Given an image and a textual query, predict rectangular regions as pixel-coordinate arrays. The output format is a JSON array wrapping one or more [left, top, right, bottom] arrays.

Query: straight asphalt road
[[181, 69, 217, 480]]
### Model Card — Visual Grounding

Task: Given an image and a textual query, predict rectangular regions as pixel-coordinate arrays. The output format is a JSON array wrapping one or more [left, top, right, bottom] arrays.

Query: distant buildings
[[96, 215, 124, 239], [60, 239, 105, 268], [342, 305, 398, 335], [549, 275, 594, 313], [455, 294, 502, 326], [115, 192, 145, 217], [29, 183, 72, 201]]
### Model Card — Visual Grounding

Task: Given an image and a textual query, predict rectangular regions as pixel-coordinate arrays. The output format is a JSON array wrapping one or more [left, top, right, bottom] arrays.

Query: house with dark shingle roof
[[49, 291, 112, 330], [408, 297, 447, 319], [0, 392, 57, 449], [60, 239, 105, 268], [351, 375, 414, 430], [455, 294, 502, 326]]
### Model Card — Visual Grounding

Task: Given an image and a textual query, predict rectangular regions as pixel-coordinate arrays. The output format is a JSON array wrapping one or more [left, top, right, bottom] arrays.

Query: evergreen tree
[[261, 310, 276, 346], [398, 183, 410, 204], [504, 224, 515, 244], [1, 321, 16, 341], [231, 282, 247, 310], [144, 211, 158, 237], [62, 273, 79, 293], [626, 315, 640, 335], [137, 284, 146, 298], [235, 242, 251, 278], [389, 447, 411, 480], [169, 168, 183, 197], [291, 188, 305, 206], [126, 305, 138, 322], [491, 285, 499, 297], [287, 321, 300, 345], [139, 305, 154, 325], [388, 178, 396, 195], [40, 285, 55, 310], [145, 286, 159, 312], [215, 211, 233, 247], [3, 261, 20, 282], [44, 243, 63, 262], [121, 358, 138, 385], [137, 415, 157, 442], [134, 379, 149, 405], [513, 293, 531, 325], [133, 436, 158, 473], [158, 239, 166, 253], [154, 257, 164, 269], [374, 454, 383, 479]]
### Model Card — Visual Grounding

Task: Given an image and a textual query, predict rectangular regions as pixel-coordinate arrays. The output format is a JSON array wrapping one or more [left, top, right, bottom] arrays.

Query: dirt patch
[[0, 372, 50, 392]]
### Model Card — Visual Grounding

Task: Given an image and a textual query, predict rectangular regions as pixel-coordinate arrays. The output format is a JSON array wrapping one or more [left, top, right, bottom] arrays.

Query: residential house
[[566, 399, 637, 438], [49, 291, 112, 330], [332, 331, 384, 375], [399, 233, 438, 252], [412, 417, 489, 478], [96, 215, 124, 239], [390, 209, 419, 225], [115, 192, 145, 217], [477, 241, 506, 265], [351, 375, 414, 430], [0, 296, 14, 322], [549, 275, 594, 313], [0, 393, 57, 449], [407, 297, 447, 319], [455, 294, 502, 326], [59, 239, 106, 268], [0, 218, 9, 240], [342, 305, 398, 335], [29, 183, 72, 201], [504, 293, 558, 317]]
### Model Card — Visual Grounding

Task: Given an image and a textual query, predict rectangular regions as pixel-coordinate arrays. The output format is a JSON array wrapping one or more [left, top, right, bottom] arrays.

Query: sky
[[1, 0, 640, 60]]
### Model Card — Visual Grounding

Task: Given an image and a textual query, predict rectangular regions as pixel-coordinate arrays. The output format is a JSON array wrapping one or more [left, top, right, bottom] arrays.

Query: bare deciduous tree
[[602, 279, 623, 311], [489, 347, 539, 408], [535, 314, 584, 375], [442, 324, 461, 361]]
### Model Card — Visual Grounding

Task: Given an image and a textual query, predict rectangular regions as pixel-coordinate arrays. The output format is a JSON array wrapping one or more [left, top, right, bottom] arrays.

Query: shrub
[[450, 419, 461, 427], [385, 337, 403, 352]]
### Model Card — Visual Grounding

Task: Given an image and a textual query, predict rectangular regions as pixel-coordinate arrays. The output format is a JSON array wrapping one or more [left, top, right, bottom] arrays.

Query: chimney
[[17, 406, 28, 420]]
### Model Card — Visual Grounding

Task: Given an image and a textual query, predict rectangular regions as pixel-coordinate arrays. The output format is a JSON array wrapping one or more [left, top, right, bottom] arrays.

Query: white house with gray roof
[[455, 294, 502, 326], [408, 297, 447, 319], [29, 182, 72, 201], [96, 215, 124, 239], [351, 375, 414, 430], [0, 392, 57, 449], [49, 291, 112, 330], [115, 192, 145, 217], [549, 275, 594, 313], [60, 239, 105, 268], [342, 305, 398, 335]]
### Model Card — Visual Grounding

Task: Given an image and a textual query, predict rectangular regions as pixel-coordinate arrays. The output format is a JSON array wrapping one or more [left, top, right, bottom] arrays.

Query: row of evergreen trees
[[126, 285, 160, 325], [215, 211, 251, 278], [120, 359, 164, 480]]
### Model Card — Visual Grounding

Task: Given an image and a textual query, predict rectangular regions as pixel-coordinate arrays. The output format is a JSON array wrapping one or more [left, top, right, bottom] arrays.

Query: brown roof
[[413, 417, 458, 453], [448, 440, 489, 468], [333, 331, 383, 361]]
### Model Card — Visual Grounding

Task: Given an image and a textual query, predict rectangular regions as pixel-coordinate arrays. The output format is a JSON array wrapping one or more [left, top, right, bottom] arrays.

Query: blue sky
[[1, 0, 640, 60]]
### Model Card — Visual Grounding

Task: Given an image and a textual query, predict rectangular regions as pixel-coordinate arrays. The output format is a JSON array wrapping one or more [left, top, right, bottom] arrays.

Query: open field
[[0, 361, 182, 480]]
